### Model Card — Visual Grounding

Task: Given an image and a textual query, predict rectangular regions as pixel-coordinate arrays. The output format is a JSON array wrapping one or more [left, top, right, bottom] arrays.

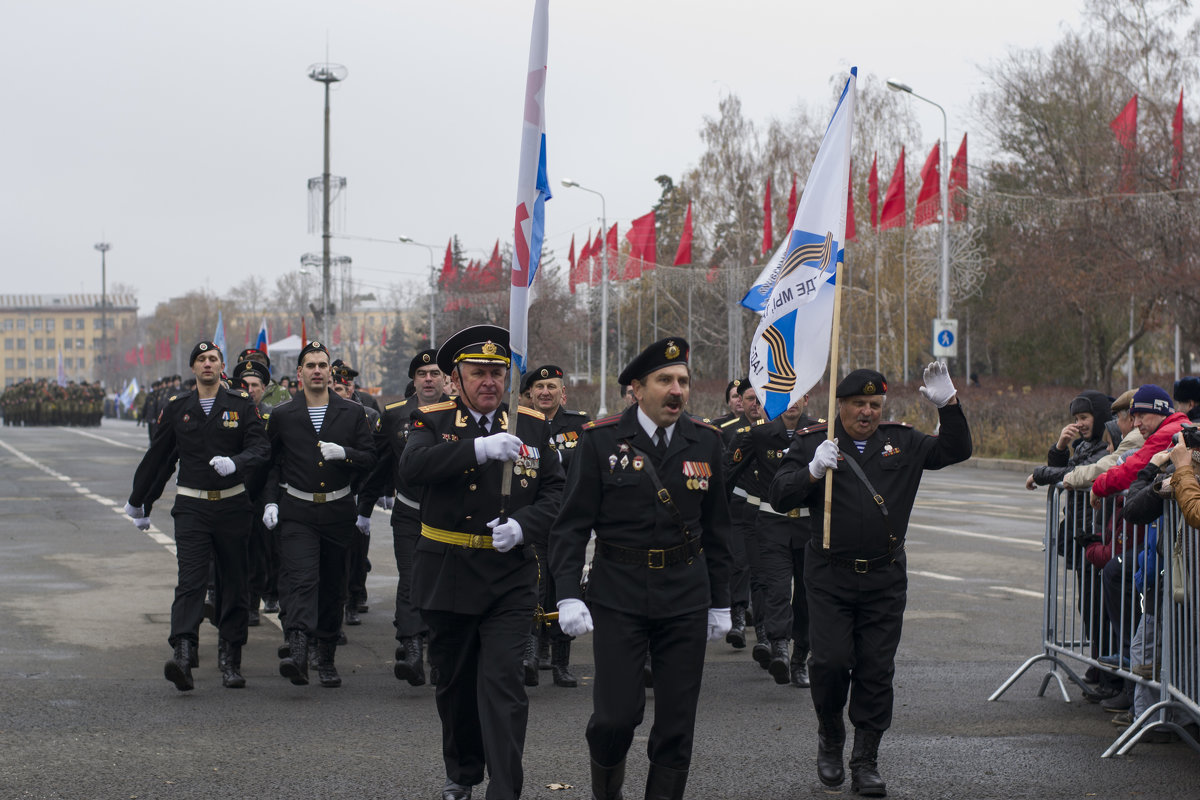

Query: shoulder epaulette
[[239, 391, 250, 399], [584, 413, 623, 430], [418, 400, 457, 413], [689, 414, 721, 433], [719, 417, 742, 428], [562, 408, 589, 417], [517, 406, 545, 420], [735, 425, 751, 434], [385, 400, 408, 411], [168, 394, 180, 403], [796, 422, 829, 436], [755, 418, 767, 426], [880, 420, 914, 428]]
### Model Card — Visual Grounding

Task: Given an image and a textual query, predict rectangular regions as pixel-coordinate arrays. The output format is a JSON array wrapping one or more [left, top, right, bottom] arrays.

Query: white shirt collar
[[636, 406, 675, 445]]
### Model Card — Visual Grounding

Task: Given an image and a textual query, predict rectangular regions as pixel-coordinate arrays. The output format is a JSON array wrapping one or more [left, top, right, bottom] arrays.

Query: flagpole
[[822, 261, 845, 550]]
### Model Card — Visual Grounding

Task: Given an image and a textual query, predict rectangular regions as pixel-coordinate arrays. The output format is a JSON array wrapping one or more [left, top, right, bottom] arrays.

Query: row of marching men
[[124, 326, 971, 800]]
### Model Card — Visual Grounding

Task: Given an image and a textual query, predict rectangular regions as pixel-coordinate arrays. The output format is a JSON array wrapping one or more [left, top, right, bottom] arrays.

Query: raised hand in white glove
[[355, 515, 371, 536], [124, 502, 145, 520], [376, 495, 395, 511], [209, 455, 236, 476], [557, 597, 594, 637], [478, 432, 522, 463], [707, 607, 732, 641], [809, 438, 840, 480], [318, 441, 347, 460], [486, 517, 524, 552], [262, 503, 279, 530], [919, 360, 957, 408]]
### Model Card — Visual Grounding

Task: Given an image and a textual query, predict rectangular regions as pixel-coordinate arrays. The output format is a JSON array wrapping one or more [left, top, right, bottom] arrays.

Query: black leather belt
[[595, 538, 702, 569], [813, 543, 904, 574]]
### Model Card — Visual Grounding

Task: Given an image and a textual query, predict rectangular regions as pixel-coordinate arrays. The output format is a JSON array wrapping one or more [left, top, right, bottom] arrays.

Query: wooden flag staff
[[822, 259, 845, 550]]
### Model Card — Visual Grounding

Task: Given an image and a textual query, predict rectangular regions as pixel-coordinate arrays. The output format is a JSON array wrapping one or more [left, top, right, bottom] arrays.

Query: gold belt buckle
[[469, 534, 486, 548], [312, 492, 326, 503], [206, 490, 221, 501], [854, 559, 869, 574], [647, 549, 665, 569], [787, 508, 800, 518]]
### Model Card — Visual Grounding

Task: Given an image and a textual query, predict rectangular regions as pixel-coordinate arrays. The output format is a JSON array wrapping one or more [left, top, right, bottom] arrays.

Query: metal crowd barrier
[[989, 483, 1200, 757]]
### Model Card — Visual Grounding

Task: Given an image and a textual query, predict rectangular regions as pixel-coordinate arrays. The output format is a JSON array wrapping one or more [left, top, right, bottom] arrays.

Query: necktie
[[654, 426, 668, 457], [479, 415, 490, 435]]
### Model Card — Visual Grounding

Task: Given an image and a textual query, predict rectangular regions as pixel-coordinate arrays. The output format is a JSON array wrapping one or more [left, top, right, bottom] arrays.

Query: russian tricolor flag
[[255, 318, 269, 357]]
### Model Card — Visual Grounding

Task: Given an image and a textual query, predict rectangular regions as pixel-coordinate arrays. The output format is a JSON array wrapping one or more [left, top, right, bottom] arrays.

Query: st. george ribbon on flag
[[508, 0, 551, 379], [747, 68, 856, 421]]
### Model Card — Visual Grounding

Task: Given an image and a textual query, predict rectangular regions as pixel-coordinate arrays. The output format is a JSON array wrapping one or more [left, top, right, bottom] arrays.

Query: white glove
[[487, 517, 524, 552], [355, 515, 371, 536], [319, 441, 347, 460], [809, 438, 840, 480], [133, 515, 151, 531], [479, 432, 522, 463], [376, 495, 395, 511], [209, 455, 236, 476], [263, 503, 279, 530], [919, 360, 957, 407], [124, 502, 145, 519], [707, 607, 732, 641], [557, 598, 594, 637]]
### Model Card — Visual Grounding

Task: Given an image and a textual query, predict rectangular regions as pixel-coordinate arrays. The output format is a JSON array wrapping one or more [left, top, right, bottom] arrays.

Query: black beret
[[232, 360, 270, 385], [618, 337, 690, 386], [404, 380, 416, 398], [522, 364, 563, 393], [297, 340, 329, 366], [408, 349, 439, 379], [189, 340, 222, 366], [736, 378, 756, 395], [331, 365, 355, 386], [725, 379, 742, 398], [1175, 376, 1200, 404], [238, 348, 270, 367], [436, 325, 510, 374], [835, 368, 888, 398], [331, 358, 359, 379]]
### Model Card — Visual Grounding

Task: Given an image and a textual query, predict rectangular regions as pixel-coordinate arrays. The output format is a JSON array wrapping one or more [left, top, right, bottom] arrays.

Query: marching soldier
[[331, 362, 380, 626], [231, 359, 279, 626], [520, 364, 590, 687], [769, 364, 971, 796], [397, 325, 564, 800], [238, 348, 291, 409], [124, 341, 270, 691], [710, 379, 744, 428], [333, 358, 380, 412], [550, 337, 733, 800], [261, 341, 377, 688], [716, 379, 758, 655]]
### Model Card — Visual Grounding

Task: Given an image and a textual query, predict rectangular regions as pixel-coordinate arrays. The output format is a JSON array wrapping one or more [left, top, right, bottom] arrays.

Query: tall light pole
[[308, 62, 348, 344], [94, 241, 111, 388], [887, 79, 950, 325], [561, 178, 609, 415], [399, 235, 438, 345]]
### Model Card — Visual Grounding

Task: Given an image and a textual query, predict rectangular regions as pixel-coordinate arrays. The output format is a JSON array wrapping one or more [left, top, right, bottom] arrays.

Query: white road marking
[[990, 586, 1043, 599], [909, 569, 964, 582], [56, 426, 147, 452], [907, 522, 1041, 548]]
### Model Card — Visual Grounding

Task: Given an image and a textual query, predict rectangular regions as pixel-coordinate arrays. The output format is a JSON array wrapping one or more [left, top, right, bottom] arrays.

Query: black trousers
[[247, 511, 278, 602], [727, 496, 751, 609], [346, 529, 370, 604], [530, 539, 569, 642], [805, 547, 906, 732], [757, 521, 810, 649], [391, 503, 427, 640], [587, 604, 708, 772], [278, 517, 351, 642], [169, 496, 251, 647], [422, 603, 531, 800], [741, 503, 767, 619]]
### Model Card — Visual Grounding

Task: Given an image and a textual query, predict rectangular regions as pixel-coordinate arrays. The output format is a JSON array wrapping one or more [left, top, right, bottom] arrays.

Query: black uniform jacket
[[357, 392, 448, 513], [550, 406, 733, 618], [129, 387, 270, 514], [548, 406, 590, 477], [262, 391, 377, 524], [721, 417, 764, 498], [397, 398, 565, 615], [768, 403, 972, 560]]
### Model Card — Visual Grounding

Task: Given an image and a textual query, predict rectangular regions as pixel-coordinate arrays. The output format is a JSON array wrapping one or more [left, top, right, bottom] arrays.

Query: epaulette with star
[[418, 400, 457, 414], [584, 413, 622, 430], [689, 414, 721, 433], [517, 406, 546, 420]]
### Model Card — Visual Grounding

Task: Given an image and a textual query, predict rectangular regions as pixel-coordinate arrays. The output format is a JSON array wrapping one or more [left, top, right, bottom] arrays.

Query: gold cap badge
[[482, 341, 497, 355], [665, 341, 680, 359]]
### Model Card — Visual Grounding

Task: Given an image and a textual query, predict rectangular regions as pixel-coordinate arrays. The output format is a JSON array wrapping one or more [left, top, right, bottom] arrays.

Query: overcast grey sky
[[8, 0, 1087, 313]]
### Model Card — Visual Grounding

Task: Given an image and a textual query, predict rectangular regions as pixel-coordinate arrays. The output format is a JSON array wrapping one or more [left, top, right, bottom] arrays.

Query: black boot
[[552, 639, 578, 688], [523, 634, 540, 687], [816, 713, 846, 787], [768, 639, 791, 685], [218, 639, 245, 688], [725, 605, 747, 648], [791, 648, 810, 688], [279, 630, 309, 685], [345, 602, 361, 626], [849, 728, 887, 797], [277, 637, 290, 659], [164, 639, 195, 692], [316, 639, 342, 688], [590, 757, 625, 800], [644, 762, 688, 800], [538, 628, 552, 670], [393, 636, 426, 686], [752, 624, 770, 669], [262, 595, 280, 614]]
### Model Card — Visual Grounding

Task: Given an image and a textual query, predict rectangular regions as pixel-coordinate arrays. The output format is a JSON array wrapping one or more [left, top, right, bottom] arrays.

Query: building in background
[[0, 294, 138, 388]]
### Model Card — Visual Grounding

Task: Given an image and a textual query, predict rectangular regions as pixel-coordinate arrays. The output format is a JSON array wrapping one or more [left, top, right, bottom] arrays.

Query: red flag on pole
[[868, 153, 879, 229], [333, 323, 341, 346], [286, 321, 292, 338], [567, 234, 578, 294], [360, 323, 365, 347], [578, 229, 592, 287], [761, 178, 773, 256], [949, 134, 968, 222], [846, 161, 857, 243], [439, 239, 455, 289], [173, 321, 179, 345], [1110, 94, 1138, 193], [301, 318, 307, 343], [625, 211, 656, 279], [381, 325, 387, 348], [591, 229, 604, 283], [672, 202, 693, 266], [1173, 89, 1184, 188], [605, 223, 618, 280], [786, 174, 798, 231], [914, 142, 940, 227], [880, 148, 906, 231]]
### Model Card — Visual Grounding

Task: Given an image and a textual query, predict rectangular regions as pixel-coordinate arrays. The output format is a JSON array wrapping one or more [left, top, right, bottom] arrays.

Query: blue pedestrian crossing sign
[[932, 319, 958, 357]]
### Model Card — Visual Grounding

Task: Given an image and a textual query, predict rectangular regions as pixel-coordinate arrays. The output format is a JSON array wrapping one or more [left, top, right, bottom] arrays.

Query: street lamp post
[[94, 242, 111, 388], [886, 79, 951, 326], [308, 62, 348, 345], [561, 178, 608, 415], [399, 235, 438, 345]]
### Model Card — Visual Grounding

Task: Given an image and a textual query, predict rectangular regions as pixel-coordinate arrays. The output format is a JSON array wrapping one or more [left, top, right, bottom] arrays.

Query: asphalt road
[[0, 419, 1196, 800]]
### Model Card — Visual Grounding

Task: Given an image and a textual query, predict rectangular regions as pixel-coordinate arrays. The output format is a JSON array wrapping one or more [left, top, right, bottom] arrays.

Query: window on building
[[4, 378, 12, 387], [76, 338, 85, 349], [16, 319, 25, 330], [64, 358, 73, 368], [45, 338, 54, 350], [75, 318, 84, 329], [93, 318, 101, 330], [33, 319, 42, 330], [16, 358, 26, 369], [46, 319, 55, 331], [3, 339, 10, 350], [16, 338, 25, 349], [92, 338, 101, 350], [77, 357, 86, 369], [3, 358, 11, 370], [34, 339, 42, 350], [62, 319, 72, 330], [34, 358, 44, 370], [2, 320, 11, 331], [64, 339, 72, 350]]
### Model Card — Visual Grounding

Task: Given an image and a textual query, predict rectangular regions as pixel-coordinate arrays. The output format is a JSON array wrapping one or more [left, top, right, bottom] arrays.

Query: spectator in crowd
[[1090, 385, 1188, 505], [1174, 377, 1200, 423], [1062, 390, 1142, 491], [1024, 390, 1112, 492]]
